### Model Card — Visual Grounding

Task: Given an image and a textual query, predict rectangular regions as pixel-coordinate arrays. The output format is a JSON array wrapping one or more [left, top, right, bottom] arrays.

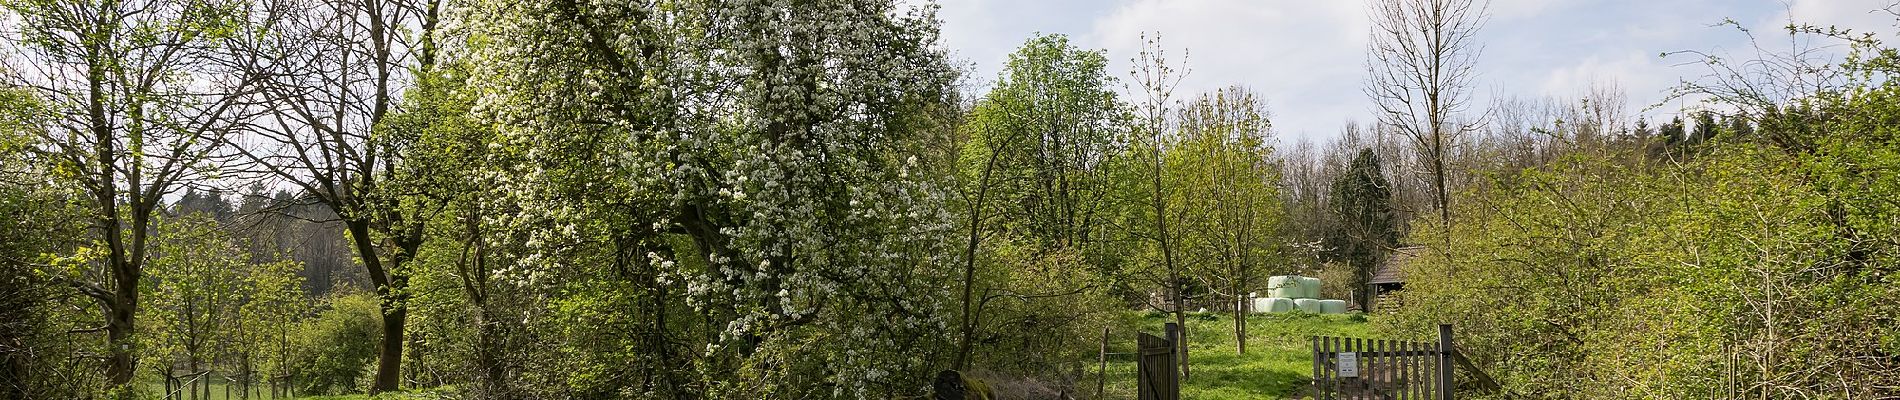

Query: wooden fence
[[1312, 324, 1499, 400]]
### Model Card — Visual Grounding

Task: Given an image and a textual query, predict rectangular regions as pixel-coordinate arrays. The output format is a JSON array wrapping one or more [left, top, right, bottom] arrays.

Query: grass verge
[[1096, 311, 1372, 399]]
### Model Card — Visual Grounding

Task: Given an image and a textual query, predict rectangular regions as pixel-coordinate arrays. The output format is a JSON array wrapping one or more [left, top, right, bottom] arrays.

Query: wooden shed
[[1368, 246, 1426, 313]]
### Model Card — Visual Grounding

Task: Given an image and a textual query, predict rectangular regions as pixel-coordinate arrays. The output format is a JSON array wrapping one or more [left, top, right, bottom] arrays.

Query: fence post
[[1098, 326, 1110, 399], [1437, 324, 1453, 400], [1310, 336, 1321, 398]]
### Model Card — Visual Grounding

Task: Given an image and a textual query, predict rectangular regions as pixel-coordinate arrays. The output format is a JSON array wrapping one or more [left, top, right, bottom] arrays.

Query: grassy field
[[137, 380, 455, 400], [1097, 311, 1372, 399]]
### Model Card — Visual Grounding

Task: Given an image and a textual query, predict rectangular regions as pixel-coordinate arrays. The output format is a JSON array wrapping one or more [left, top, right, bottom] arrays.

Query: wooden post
[[1350, 337, 1362, 394], [1310, 336, 1322, 399], [1409, 340, 1420, 400], [1098, 326, 1110, 400], [1331, 336, 1342, 398], [1437, 324, 1453, 400], [1375, 338, 1384, 392]]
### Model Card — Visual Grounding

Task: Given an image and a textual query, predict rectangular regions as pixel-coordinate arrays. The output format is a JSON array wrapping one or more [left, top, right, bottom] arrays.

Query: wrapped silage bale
[[1265, 297, 1295, 313], [1294, 298, 1323, 313], [1318, 299, 1349, 314], [1296, 276, 1323, 299], [1251, 297, 1272, 313], [1267, 276, 1302, 298]]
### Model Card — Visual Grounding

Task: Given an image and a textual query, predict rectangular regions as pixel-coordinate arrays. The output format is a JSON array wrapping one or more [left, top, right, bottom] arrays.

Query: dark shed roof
[[1368, 246, 1427, 285]]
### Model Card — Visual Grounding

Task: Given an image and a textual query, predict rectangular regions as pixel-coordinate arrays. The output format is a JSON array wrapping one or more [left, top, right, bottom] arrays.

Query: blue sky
[[927, 0, 1900, 144]]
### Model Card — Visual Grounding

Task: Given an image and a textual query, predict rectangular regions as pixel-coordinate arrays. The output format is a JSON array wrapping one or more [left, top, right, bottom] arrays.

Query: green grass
[[281, 393, 448, 400], [281, 391, 452, 400], [1098, 312, 1372, 399], [136, 378, 454, 400], [139, 378, 251, 400]]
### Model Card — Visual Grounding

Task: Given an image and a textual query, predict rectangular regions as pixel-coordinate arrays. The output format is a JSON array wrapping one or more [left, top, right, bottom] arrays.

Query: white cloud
[[927, 0, 1887, 144], [931, 0, 1115, 89], [1087, 0, 1371, 143], [1778, 0, 1898, 39], [1487, 0, 1584, 21]]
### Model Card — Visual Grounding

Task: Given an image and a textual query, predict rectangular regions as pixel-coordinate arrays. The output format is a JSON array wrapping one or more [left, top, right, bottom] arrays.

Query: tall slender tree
[[2, 0, 256, 390], [221, 0, 445, 392], [1365, 0, 1487, 228], [1126, 33, 1195, 379]]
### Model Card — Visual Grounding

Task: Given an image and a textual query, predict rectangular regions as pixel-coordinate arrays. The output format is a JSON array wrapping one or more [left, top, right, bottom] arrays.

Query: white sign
[[1337, 352, 1360, 378]]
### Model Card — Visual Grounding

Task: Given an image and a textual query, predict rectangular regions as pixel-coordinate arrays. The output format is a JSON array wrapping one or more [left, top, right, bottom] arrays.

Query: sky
[[925, 0, 1900, 145]]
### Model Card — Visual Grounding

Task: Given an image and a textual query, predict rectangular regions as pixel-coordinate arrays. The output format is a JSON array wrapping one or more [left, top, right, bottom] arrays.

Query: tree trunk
[[1232, 279, 1246, 355], [105, 273, 136, 387], [241, 352, 253, 400], [343, 214, 406, 394], [952, 128, 1006, 371], [373, 304, 406, 393], [91, 32, 139, 389], [1153, 150, 1188, 380], [1432, 135, 1450, 228], [1171, 296, 1188, 380], [476, 307, 508, 395], [189, 358, 201, 400]]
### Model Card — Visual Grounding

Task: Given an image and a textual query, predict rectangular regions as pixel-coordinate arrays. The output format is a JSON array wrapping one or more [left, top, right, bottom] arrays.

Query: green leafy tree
[[379, 59, 524, 396], [1172, 86, 1282, 355], [144, 212, 246, 400], [1, 0, 252, 391], [234, 256, 302, 399], [950, 33, 1127, 373], [465, 0, 960, 396]]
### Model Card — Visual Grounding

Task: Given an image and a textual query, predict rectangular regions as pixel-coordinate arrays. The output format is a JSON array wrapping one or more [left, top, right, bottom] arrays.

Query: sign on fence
[[1336, 352, 1360, 378]]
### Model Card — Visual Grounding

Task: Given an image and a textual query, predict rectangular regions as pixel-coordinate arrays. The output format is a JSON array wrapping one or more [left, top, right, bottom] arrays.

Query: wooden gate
[[1312, 324, 1499, 400], [1136, 332, 1179, 400]]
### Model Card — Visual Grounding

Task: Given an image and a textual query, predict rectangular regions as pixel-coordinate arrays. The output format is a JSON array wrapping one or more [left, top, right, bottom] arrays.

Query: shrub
[[290, 292, 382, 395]]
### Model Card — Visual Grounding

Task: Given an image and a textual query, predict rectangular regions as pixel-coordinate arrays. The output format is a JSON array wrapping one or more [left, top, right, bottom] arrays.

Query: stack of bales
[[1248, 275, 1350, 314]]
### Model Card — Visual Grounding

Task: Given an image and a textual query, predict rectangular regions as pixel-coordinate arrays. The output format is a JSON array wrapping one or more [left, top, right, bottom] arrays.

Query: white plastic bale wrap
[[1267, 275, 1302, 299], [1265, 297, 1295, 313], [1251, 297, 1272, 313], [1294, 298, 1323, 313], [1318, 299, 1349, 314], [1297, 276, 1323, 299]]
